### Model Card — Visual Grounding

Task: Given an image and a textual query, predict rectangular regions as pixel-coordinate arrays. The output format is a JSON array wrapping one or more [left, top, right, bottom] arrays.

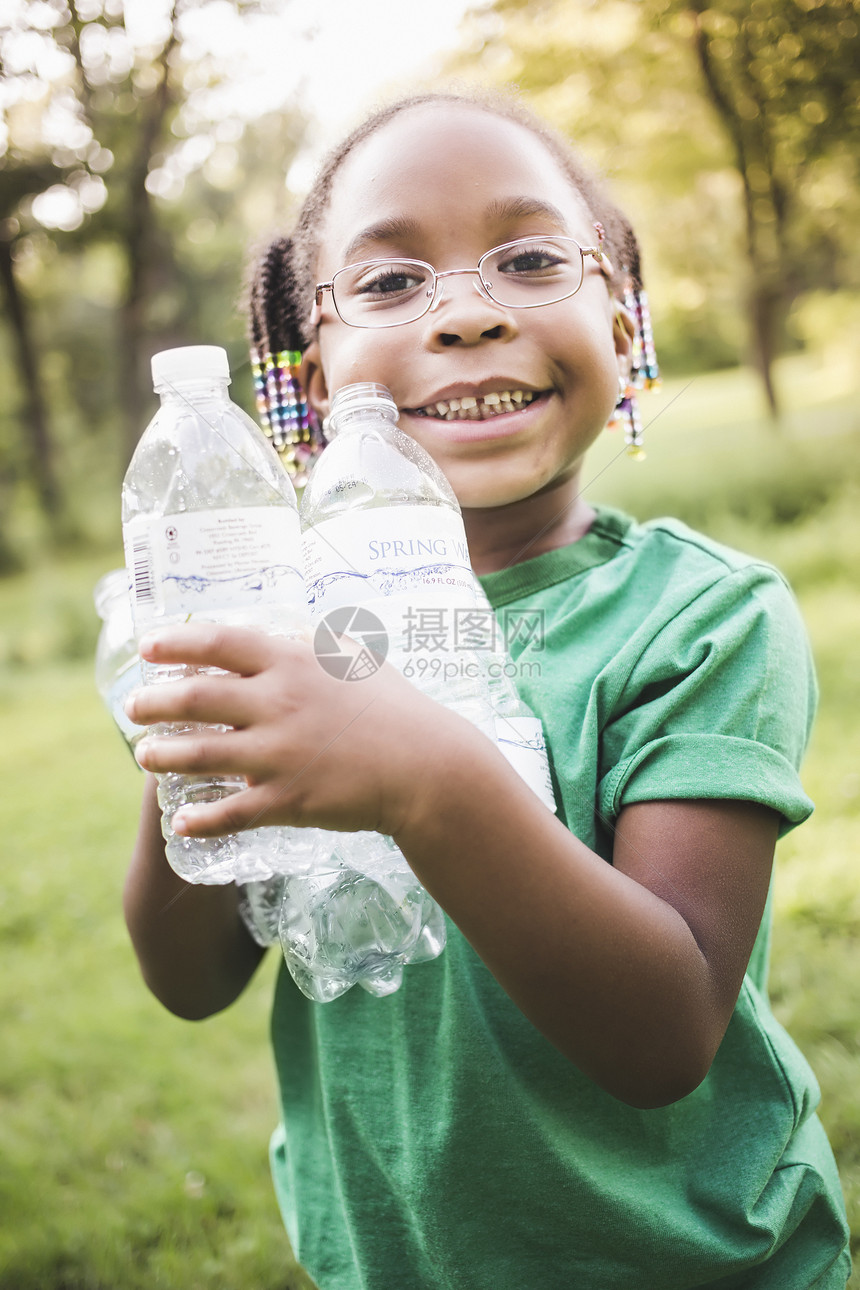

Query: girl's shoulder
[[595, 504, 787, 587]]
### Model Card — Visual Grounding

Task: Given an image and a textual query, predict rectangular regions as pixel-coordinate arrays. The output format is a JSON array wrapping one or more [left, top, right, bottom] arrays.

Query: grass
[[0, 351, 858, 1286], [0, 664, 314, 1290]]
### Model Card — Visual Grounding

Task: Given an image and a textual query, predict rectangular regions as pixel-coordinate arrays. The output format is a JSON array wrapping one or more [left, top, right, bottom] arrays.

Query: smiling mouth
[[408, 390, 541, 422]]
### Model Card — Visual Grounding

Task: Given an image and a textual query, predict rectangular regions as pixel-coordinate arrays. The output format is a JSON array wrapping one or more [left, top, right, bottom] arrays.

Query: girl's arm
[[392, 743, 778, 1109], [128, 624, 777, 1105], [123, 775, 266, 1020]]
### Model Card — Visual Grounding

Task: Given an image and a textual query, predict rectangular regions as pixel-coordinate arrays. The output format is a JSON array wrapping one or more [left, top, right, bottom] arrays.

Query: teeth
[[417, 390, 538, 421]]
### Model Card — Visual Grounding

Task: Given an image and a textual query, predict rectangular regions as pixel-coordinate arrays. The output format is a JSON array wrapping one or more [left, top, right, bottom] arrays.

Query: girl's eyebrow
[[343, 216, 424, 263], [341, 198, 571, 265], [484, 196, 570, 230]]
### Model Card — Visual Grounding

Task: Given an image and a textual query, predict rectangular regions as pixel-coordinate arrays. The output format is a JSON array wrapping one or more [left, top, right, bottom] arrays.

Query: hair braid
[[248, 236, 321, 483]]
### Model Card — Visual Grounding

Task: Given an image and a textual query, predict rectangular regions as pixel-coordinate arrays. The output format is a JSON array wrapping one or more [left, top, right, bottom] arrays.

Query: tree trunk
[[750, 279, 780, 422], [688, 8, 781, 421], [0, 235, 65, 528], [119, 13, 179, 468]]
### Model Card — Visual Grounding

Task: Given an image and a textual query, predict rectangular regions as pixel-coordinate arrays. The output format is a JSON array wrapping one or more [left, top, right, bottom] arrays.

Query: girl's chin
[[442, 464, 548, 512]]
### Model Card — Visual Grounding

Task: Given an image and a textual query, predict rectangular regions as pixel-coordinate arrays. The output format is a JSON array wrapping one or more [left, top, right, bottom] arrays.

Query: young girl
[[123, 90, 852, 1288]]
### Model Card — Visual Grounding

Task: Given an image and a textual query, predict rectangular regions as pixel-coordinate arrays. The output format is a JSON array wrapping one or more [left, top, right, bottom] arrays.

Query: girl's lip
[[400, 392, 550, 444]]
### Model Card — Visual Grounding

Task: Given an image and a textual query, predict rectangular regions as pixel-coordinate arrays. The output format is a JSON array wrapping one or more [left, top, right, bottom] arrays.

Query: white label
[[123, 506, 304, 632], [495, 715, 557, 813], [302, 505, 475, 618], [105, 657, 146, 750]]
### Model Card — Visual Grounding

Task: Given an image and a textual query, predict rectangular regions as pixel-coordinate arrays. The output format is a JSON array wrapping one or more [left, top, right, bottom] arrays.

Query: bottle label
[[123, 506, 305, 632], [303, 505, 476, 620], [105, 657, 146, 749], [495, 715, 557, 813]]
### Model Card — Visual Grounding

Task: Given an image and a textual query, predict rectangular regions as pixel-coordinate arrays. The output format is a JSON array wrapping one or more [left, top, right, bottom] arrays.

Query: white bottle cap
[[151, 345, 230, 391]]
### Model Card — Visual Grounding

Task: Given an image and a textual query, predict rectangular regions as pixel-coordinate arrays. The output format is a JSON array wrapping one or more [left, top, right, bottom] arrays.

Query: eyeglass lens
[[332, 237, 586, 327]]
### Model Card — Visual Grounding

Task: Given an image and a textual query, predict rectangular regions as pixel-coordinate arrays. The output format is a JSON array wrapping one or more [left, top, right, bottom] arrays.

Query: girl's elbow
[[600, 1036, 717, 1110], [617, 1065, 710, 1110]]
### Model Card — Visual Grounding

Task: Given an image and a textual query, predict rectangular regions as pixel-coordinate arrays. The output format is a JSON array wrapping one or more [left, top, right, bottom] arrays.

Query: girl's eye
[[496, 244, 569, 276], [354, 265, 426, 299]]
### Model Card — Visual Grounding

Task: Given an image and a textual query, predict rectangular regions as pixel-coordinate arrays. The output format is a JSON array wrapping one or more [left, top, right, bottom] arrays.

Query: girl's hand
[[126, 623, 456, 840]]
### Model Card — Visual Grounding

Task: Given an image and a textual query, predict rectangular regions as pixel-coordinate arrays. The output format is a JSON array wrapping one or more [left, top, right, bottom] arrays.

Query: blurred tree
[[659, 0, 860, 415], [62, 0, 182, 462], [0, 0, 308, 561], [0, 161, 65, 531], [451, 0, 860, 414], [448, 0, 748, 375]]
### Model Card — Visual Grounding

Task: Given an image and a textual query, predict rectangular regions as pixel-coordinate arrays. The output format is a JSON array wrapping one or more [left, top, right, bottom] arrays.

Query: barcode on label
[[131, 532, 155, 606]]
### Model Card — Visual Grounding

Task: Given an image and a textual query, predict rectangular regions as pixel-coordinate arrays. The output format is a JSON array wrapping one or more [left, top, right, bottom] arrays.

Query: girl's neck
[[463, 476, 597, 575]]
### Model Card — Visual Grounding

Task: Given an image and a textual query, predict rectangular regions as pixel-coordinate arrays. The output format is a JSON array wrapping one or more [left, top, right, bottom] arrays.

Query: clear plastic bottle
[[121, 345, 318, 885], [94, 568, 146, 754], [269, 382, 497, 1000], [301, 382, 495, 734], [301, 379, 495, 881], [278, 860, 445, 1002], [237, 875, 287, 947]]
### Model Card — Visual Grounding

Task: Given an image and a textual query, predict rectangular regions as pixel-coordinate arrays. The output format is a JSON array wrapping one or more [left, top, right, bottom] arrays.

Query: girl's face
[[302, 104, 631, 513]]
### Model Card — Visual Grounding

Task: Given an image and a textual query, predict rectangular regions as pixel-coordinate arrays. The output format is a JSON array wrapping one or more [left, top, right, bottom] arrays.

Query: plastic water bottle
[[94, 567, 146, 754], [121, 345, 319, 885], [237, 876, 287, 947], [301, 381, 495, 734], [278, 859, 446, 1002], [268, 382, 494, 1001], [301, 380, 495, 878]]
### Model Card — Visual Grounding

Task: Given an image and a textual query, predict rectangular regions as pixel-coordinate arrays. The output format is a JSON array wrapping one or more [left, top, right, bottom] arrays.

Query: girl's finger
[[126, 673, 259, 729], [170, 784, 285, 838], [138, 622, 300, 676], [135, 729, 267, 779]]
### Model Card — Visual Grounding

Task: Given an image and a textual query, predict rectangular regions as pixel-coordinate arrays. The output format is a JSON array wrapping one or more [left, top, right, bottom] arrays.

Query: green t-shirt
[[269, 507, 851, 1289]]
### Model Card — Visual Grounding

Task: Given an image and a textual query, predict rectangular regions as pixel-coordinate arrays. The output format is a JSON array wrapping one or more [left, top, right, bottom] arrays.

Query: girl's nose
[[425, 273, 518, 348]]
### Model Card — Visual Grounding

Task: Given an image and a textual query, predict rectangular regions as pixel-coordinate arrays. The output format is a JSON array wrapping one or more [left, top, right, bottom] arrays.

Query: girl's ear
[[612, 298, 635, 387], [300, 340, 330, 421]]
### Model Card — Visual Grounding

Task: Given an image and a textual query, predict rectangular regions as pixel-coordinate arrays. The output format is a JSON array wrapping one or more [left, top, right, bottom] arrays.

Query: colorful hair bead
[[607, 286, 660, 459], [250, 347, 326, 486]]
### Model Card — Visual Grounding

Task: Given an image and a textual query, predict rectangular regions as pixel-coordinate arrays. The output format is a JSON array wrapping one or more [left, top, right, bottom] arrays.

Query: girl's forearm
[[123, 776, 265, 1020], [392, 726, 720, 1109]]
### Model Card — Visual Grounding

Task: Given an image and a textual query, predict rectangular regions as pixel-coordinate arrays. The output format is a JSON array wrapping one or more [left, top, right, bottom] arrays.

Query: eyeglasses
[[312, 233, 614, 330]]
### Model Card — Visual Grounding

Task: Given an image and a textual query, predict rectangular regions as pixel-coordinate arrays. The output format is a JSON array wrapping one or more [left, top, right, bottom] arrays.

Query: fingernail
[[172, 811, 189, 835], [124, 689, 140, 718], [134, 738, 152, 768]]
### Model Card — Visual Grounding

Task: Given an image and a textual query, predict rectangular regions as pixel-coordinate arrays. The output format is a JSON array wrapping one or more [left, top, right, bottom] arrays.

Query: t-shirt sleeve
[[597, 564, 818, 835]]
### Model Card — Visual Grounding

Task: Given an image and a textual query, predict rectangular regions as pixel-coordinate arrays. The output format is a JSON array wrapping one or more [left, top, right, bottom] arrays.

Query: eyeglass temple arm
[[584, 247, 614, 280], [309, 283, 333, 328]]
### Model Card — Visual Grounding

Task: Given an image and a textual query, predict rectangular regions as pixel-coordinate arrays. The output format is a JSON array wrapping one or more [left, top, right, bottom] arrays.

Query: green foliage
[[449, 0, 860, 388], [0, 2, 308, 565]]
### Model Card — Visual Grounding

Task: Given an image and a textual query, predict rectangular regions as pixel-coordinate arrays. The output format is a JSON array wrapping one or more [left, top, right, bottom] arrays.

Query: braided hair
[[248, 89, 658, 475]]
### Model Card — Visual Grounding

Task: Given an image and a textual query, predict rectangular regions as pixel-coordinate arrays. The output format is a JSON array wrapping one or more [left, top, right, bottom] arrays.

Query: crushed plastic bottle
[[266, 381, 499, 1000]]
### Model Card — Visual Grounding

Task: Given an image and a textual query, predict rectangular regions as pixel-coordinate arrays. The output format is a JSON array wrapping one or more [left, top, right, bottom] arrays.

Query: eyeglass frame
[[310, 223, 615, 330]]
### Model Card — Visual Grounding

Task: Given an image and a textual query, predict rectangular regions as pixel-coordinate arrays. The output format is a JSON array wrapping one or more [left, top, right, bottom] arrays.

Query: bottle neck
[[329, 405, 397, 436], [155, 377, 231, 405]]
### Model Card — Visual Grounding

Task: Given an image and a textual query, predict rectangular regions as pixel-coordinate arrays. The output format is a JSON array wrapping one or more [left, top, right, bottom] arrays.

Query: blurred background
[[1, 1, 858, 1286]]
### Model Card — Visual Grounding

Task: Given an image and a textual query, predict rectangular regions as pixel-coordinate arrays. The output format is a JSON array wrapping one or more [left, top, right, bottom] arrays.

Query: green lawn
[[1, 354, 858, 1286], [0, 663, 313, 1289]]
